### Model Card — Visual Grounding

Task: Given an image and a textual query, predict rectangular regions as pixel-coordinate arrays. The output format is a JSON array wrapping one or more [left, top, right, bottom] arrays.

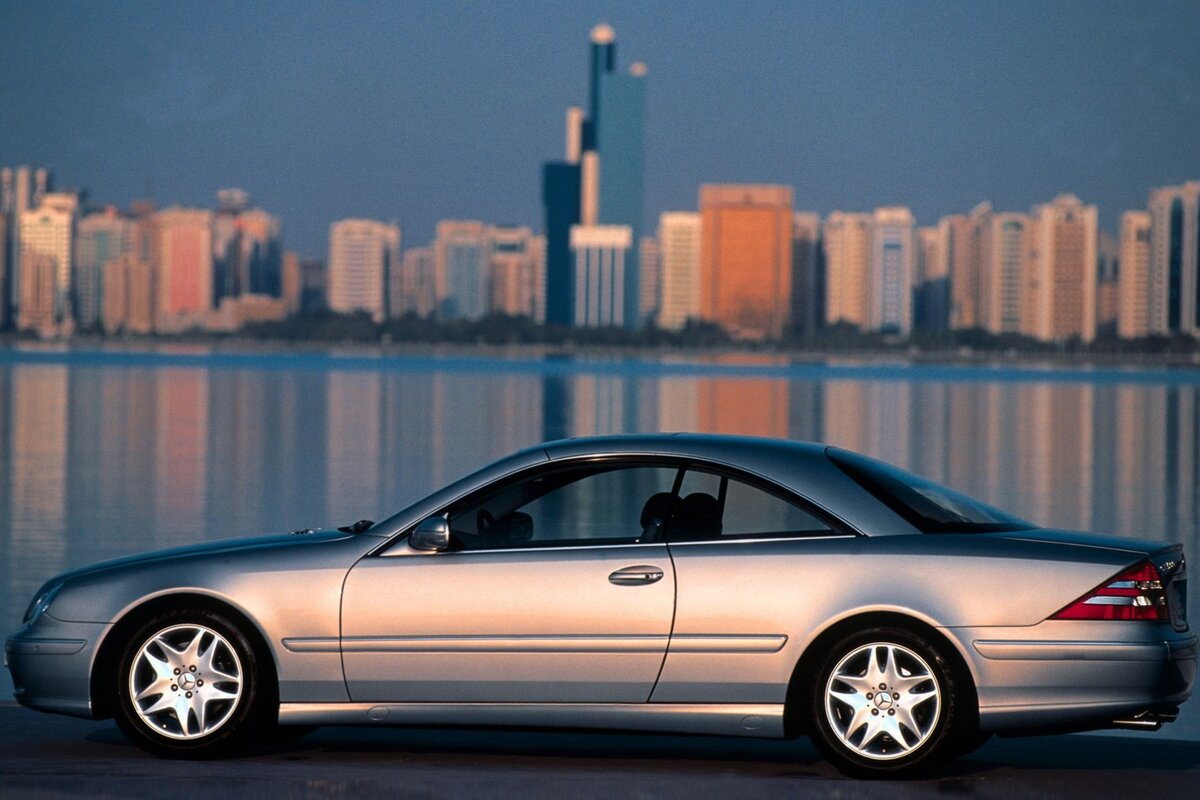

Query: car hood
[[44, 528, 358, 589]]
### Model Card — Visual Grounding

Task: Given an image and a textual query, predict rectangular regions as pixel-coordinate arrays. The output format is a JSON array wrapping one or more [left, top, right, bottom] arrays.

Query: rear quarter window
[[826, 447, 1033, 534]]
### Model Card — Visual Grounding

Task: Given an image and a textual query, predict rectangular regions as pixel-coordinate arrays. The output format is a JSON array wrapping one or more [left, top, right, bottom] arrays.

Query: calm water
[[3, 346, 1199, 737]]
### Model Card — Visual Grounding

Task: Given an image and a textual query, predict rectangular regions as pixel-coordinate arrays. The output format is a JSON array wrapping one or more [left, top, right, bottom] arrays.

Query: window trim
[[384, 454, 860, 555], [437, 456, 686, 552], [665, 460, 859, 544]]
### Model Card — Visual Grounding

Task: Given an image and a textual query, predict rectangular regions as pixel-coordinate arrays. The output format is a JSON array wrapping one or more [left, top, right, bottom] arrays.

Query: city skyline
[[3, 2, 1199, 257]]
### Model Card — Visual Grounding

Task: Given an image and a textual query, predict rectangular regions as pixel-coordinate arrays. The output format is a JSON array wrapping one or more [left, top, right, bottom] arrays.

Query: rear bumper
[[5, 616, 110, 719], [956, 626, 1197, 733]]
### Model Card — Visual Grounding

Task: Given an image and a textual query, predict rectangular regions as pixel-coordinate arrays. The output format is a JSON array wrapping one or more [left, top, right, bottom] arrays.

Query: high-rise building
[[571, 224, 633, 327], [945, 204, 990, 330], [33, 168, 49, 207], [0, 213, 8, 329], [1147, 181, 1200, 334], [435, 220, 490, 320], [541, 161, 581, 326], [103, 253, 156, 335], [638, 236, 659, 325], [154, 207, 214, 331], [823, 211, 872, 330], [1, 165, 39, 323], [17, 251, 56, 334], [488, 225, 541, 319], [212, 190, 283, 302], [595, 63, 646, 328], [327, 219, 400, 322], [979, 212, 1029, 335], [19, 192, 77, 329], [530, 235, 546, 324], [0, 167, 13, 213], [914, 224, 949, 332], [541, 24, 645, 330], [1026, 194, 1098, 342], [657, 211, 701, 331], [399, 246, 436, 318], [213, 200, 241, 301], [281, 251, 301, 315], [237, 208, 283, 297], [791, 212, 823, 337], [1096, 230, 1119, 337], [1118, 210, 1152, 339], [299, 258, 326, 313], [870, 206, 915, 334], [700, 184, 793, 339], [75, 208, 133, 330]]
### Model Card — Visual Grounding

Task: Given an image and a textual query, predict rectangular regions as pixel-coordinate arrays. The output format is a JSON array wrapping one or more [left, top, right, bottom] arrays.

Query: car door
[[652, 465, 859, 704], [340, 461, 680, 703]]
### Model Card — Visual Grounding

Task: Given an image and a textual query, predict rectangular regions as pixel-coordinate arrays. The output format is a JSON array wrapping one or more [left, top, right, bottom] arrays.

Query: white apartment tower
[[435, 220, 490, 320], [1118, 210, 1152, 339], [823, 212, 872, 329], [1026, 194, 1098, 342], [19, 191, 77, 324], [1147, 181, 1200, 334], [656, 211, 701, 330], [870, 206, 915, 334], [980, 212, 1029, 335], [328, 219, 401, 322], [570, 224, 633, 328]]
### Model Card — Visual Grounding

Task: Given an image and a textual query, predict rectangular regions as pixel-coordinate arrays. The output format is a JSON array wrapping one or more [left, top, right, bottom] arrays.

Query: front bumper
[[5, 615, 111, 719], [958, 624, 1198, 733]]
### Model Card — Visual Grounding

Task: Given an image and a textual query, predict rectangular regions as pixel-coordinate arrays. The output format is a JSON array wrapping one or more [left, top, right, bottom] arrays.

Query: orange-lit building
[[154, 207, 214, 331], [699, 185, 793, 340]]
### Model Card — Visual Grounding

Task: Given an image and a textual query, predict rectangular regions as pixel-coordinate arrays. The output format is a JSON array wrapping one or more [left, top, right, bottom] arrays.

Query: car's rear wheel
[[113, 608, 267, 758], [809, 627, 966, 778]]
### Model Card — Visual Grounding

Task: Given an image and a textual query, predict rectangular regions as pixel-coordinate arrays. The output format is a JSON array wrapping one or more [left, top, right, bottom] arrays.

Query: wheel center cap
[[179, 673, 197, 691], [873, 693, 893, 710]]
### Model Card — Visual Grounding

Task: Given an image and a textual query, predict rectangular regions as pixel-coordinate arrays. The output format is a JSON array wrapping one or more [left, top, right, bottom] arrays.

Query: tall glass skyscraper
[[542, 162, 580, 326], [542, 24, 646, 330]]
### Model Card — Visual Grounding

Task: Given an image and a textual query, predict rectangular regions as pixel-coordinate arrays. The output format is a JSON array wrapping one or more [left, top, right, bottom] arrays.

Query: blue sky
[[2, 0, 1198, 257]]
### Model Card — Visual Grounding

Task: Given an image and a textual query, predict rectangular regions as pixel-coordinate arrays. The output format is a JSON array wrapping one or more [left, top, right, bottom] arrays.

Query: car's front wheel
[[809, 627, 967, 778], [113, 609, 267, 757]]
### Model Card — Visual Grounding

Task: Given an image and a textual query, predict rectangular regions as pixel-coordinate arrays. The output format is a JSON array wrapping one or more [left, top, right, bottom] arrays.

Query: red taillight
[[1052, 561, 1170, 622]]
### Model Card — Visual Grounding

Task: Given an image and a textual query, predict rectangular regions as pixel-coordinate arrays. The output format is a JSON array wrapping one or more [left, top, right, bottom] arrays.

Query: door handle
[[608, 565, 665, 585]]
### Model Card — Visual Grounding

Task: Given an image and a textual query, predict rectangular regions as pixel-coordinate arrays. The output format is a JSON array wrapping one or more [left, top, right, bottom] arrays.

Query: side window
[[670, 469, 836, 542], [447, 463, 680, 550]]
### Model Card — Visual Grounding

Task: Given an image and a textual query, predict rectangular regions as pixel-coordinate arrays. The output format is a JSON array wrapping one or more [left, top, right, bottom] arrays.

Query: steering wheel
[[477, 509, 496, 535]]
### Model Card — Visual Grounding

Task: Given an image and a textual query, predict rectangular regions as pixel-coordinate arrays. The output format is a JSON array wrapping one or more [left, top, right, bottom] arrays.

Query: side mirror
[[410, 516, 451, 552]]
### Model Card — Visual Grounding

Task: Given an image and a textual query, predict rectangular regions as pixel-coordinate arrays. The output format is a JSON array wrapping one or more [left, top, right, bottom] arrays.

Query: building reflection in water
[[2, 357, 1199, 642]]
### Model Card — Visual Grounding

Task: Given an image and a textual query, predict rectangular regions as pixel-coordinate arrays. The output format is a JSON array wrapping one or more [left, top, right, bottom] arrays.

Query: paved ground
[[2, 703, 1199, 798]]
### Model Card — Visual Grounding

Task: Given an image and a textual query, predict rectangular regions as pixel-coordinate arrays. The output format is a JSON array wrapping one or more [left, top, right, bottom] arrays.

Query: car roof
[[541, 432, 829, 463], [372, 434, 921, 540], [538, 434, 916, 536]]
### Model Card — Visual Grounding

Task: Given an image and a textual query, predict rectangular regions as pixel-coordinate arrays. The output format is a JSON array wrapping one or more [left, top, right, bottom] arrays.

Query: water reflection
[[2, 352, 1200, 730]]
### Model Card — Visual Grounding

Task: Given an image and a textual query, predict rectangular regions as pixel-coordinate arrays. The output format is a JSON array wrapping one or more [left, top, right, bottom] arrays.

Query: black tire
[[112, 607, 270, 758], [808, 627, 970, 778]]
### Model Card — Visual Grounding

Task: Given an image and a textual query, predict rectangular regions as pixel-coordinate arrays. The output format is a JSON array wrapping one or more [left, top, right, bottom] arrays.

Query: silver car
[[6, 434, 1196, 777]]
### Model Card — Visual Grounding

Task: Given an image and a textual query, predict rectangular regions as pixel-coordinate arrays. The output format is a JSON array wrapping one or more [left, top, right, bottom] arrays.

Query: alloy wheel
[[823, 641, 942, 761], [128, 623, 243, 740]]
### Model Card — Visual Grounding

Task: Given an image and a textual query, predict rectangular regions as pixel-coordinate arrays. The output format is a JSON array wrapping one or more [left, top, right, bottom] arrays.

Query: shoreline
[[3, 336, 1200, 384], [3, 333, 1200, 369]]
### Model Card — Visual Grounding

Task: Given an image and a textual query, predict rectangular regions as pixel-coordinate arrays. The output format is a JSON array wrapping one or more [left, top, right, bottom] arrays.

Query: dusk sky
[[3, 0, 1198, 257]]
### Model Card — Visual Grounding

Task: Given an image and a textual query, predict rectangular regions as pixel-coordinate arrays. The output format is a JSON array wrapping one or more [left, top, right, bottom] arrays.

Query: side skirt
[[278, 702, 785, 738]]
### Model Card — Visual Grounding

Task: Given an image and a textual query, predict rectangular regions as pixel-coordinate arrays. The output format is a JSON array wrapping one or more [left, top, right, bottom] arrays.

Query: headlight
[[23, 583, 62, 624]]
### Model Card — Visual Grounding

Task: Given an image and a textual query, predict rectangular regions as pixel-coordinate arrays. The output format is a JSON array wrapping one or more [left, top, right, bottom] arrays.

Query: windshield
[[826, 447, 1034, 534]]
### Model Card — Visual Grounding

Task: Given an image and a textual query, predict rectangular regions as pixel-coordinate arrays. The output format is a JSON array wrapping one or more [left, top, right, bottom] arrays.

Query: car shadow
[[84, 724, 1200, 779]]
